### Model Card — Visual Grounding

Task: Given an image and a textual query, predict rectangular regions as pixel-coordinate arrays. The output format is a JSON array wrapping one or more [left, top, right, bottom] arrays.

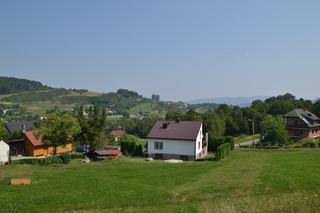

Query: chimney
[[22, 124, 26, 133], [162, 123, 168, 129]]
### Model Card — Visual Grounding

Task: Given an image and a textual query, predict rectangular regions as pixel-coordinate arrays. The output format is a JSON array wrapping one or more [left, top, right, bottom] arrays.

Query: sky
[[1, 0, 320, 101]]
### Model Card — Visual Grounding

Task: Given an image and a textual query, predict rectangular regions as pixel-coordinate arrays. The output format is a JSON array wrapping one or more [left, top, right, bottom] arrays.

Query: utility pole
[[248, 119, 255, 147]]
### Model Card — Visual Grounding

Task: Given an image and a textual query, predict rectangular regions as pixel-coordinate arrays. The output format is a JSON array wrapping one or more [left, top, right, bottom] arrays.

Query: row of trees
[[101, 93, 315, 148], [165, 93, 318, 146]]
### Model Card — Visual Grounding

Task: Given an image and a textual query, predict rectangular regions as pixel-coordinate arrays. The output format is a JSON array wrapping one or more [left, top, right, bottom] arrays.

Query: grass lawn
[[234, 134, 260, 144], [1, 150, 320, 212]]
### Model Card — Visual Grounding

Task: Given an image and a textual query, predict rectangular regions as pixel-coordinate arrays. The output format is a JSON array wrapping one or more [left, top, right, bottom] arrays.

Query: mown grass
[[0, 150, 319, 212]]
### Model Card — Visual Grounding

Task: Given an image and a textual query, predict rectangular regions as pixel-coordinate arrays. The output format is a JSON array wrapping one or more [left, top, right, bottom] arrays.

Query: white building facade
[[147, 121, 208, 161], [0, 140, 10, 165]]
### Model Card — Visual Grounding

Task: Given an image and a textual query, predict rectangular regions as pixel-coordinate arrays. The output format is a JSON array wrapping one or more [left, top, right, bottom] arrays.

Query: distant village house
[[284, 109, 320, 140], [5, 120, 34, 156], [110, 128, 125, 142]]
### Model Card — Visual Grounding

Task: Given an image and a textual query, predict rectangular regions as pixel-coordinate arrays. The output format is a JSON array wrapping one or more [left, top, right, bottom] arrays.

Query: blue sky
[[1, 0, 319, 101]]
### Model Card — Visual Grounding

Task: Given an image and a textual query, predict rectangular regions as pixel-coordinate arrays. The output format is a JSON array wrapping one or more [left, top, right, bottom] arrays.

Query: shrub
[[134, 144, 143, 156], [215, 143, 231, 161], [121, 141, 138, 156], [299, 139, 317, 148], [292, 143, 303, 148], [70, 153, 85, 159], [208, 136, 225, 152], [13, 156, 64, 166], [225, 136, 235, 150], [59, 153, 72, 164]]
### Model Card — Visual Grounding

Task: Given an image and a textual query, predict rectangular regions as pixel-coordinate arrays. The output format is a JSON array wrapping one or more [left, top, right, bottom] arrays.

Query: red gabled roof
[[110, 128, 125, 137], [24, 131, 45, 147]]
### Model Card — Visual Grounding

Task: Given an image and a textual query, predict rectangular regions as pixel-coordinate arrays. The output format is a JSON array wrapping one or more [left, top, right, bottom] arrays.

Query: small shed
[[0, 140, 10, 165], [94, 149, 122, 161]]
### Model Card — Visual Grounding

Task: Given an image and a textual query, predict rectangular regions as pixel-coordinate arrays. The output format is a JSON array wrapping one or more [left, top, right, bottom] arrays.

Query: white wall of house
[[195, 124, 203, 156], [148, 139, 196, 156], [0, 140, 10, 165]]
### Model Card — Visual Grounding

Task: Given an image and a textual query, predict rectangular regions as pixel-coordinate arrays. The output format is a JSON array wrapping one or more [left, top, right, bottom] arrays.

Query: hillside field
[[1, 150, 320, 212]]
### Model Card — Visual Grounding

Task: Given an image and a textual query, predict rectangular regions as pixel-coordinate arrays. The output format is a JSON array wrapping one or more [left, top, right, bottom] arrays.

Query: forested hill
[[0, 76, 51, 94]]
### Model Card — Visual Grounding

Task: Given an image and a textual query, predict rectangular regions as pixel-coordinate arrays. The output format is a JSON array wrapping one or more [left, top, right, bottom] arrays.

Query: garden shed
[[0, 140, 10, 165]]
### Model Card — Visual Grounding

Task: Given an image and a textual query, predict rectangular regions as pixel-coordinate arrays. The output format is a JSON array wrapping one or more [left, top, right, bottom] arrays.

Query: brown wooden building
[[284, 109, 320, 140], [24, 131, 73, 157]]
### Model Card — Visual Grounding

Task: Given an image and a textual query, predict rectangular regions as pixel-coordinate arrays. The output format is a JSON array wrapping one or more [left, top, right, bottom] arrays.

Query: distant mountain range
[[187, 96, 269, 107]]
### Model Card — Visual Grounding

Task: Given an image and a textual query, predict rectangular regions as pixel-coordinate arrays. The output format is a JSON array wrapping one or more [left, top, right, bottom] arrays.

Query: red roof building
[[110, 128, 125, 141], [24, 131, 73, 157]]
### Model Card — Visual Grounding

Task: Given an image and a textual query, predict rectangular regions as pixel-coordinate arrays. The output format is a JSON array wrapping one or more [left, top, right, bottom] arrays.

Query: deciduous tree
[[37, 113, 81, 155]]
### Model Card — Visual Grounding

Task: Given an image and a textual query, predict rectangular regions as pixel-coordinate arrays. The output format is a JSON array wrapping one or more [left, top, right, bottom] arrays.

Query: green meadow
[[1, 150, 320, 213]]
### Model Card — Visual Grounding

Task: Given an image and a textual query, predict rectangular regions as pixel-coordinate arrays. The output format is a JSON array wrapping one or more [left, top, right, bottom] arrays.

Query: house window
[[154, 142, 163, 150], [198, 142, 201, 149]]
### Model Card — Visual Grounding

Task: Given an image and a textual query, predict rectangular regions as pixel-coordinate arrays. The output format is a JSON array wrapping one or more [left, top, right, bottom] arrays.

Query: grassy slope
[[1, 150, 320, 212], [234, 134, 260, 144], [128, 102, 156, 115], [0, 91, 102, 116]]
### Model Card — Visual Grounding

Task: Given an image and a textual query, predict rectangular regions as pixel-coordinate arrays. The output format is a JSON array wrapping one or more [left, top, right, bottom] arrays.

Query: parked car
[[76, 146, 90, 153]]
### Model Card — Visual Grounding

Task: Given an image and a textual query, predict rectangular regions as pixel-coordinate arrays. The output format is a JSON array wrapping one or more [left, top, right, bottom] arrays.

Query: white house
[[147, 120, 208, 161], [0, 140, 10, 165]]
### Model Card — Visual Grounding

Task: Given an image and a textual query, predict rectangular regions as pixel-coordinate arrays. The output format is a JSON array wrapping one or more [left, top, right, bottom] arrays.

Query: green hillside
[[0, 77, 186, 120], [0, 76, 50, 94]]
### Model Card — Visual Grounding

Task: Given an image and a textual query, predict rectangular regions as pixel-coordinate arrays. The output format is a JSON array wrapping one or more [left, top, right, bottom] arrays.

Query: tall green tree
[[76, 105, 107, 153], [261, 115, 288, 146], [37, 113, 81, 154], [0, 119, 7, 140], [313, 99, 320, 117]]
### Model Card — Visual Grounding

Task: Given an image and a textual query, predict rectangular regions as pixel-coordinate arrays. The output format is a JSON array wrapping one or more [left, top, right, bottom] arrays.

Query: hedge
[[225, 136, 235, 150], [12, 153, 72, 166], [208, 136, 225, 152], [215, 143, 231, 161], [208, 136, 234, 152], [120, 141, 143, 156]]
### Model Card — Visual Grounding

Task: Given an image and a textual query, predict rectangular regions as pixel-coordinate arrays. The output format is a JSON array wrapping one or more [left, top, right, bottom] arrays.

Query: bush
[[215, 143, 231, 161], [297, 139, 317, 148], [59, 153, 72, 164], [13, 156, 63, 166], [134, 144, 143, 156], [292, 143, 303, 148], [208, 136, 225, 152], [225, 136, 235, 150], [70, 153, 85, 159], [121, 141, 144, 156]]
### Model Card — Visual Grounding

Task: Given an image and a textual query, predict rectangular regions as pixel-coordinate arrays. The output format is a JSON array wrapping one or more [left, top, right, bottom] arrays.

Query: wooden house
[[24, 131, 73, 157]]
